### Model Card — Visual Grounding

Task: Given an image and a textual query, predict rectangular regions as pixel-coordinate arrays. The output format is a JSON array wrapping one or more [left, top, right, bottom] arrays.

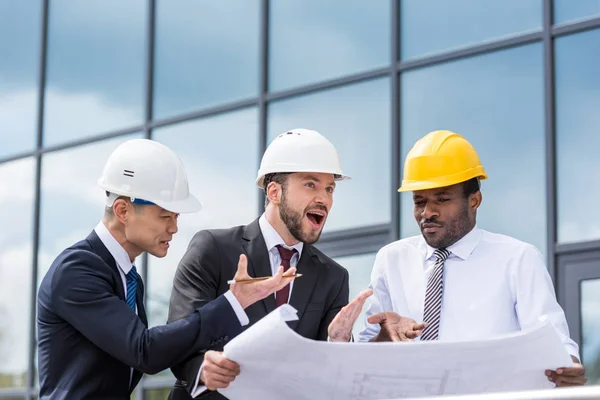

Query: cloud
[[0, 89, 38, 157]]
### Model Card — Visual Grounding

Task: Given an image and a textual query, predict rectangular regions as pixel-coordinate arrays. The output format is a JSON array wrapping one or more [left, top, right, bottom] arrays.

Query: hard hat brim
[[398, 173, 487, 193], [154, 194, 203, 214], [256, 171, 350, 189]]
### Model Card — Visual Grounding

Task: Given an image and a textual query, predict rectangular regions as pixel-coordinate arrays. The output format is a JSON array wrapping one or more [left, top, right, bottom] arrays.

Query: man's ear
[[470, 191, 482, 211], [112, 199, 130, 224], [266, 182, 282, 206]]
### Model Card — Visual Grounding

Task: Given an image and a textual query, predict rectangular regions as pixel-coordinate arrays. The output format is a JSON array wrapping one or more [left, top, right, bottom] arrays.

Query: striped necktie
[[126, 266, 138, 312], [420, 248, 450, 341]]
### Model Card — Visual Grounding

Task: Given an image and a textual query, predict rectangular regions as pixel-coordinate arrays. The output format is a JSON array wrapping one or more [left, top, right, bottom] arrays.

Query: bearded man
[[166, 129, 378, 400]]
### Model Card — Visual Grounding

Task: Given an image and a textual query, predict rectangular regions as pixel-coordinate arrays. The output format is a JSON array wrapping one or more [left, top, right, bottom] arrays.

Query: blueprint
[[218, 305, 573, 400]]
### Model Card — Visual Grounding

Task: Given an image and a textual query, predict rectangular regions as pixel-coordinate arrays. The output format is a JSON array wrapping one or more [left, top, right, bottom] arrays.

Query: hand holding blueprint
[[219, 305, 573, 400]]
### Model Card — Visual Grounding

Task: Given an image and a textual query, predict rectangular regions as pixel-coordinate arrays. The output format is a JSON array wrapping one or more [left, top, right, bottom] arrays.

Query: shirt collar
[[94, 221, 135, 275], [258, 214, 304, 257], [425, 226, 481, 261]]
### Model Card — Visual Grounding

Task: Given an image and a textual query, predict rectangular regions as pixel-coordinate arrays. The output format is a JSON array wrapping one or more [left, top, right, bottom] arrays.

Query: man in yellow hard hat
[[357, 130, 587, 387]]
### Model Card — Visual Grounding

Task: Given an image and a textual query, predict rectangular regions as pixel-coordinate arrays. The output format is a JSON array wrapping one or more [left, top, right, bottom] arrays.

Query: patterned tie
[[275, 245, 297, 307], [126, 266, 138, 312], [420, 248, 450, 341]]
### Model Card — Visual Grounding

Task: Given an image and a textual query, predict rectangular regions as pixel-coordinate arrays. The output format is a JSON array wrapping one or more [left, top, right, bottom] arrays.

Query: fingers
[[202, 351, 241, 391], [388, 329, 402, 342], [367, 312, 386, 326], [556, 364, 586, 377], [269, 266, 297, 292], [233, 254, 249, 280], [405, 322, 427, 339], [554, 365, 587, 386], [355, 289, 373, 302], [205, 351, 240, 374], [554, 375, 588, 386]]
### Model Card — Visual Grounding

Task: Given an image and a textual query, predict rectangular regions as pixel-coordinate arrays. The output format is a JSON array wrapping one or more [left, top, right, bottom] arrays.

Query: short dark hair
[[461, 177, 481, 198], [104, 194, 145, 219], [263, 172, 291, 207]]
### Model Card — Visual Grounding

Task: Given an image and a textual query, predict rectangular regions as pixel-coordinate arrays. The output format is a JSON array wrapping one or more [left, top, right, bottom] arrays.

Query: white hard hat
[[256, 128, 350, 188], [98, 138, 202, 214]]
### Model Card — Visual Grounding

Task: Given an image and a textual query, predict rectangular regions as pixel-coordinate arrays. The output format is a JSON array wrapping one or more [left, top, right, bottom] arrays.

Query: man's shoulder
[[478, 229, 541, 254], [189, 224, 248, 244], [377, 234, 425, 256], [305, 245, 348, 275]]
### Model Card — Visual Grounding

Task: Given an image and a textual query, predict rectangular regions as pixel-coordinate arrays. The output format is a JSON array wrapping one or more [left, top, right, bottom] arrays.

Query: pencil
[[227, 274, 302, 285]]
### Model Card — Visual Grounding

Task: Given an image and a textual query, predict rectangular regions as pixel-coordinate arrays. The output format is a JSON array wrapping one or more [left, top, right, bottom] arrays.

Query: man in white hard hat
[[166, 129, 374, 400], [37, 139, 295, 400]]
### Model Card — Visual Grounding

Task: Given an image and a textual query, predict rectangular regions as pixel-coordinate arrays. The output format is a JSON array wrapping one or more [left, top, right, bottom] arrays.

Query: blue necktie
[[126, 266, 138, 312]]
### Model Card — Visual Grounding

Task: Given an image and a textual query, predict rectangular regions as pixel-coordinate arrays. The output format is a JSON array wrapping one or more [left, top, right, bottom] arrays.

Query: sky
[[0, 0, 599, 385]]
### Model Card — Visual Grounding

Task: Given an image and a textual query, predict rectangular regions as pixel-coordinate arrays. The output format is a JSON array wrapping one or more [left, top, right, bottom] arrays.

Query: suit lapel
[[136, 277, 148, 327], [86, 230, 126, 301], [242, 220, 276, 314], [288, 246, 321, 329]]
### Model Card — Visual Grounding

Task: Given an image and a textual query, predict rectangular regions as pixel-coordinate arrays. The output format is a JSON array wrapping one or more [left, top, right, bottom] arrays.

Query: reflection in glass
[[38, 134, 143, 284], [154, 0, 259, 119], [333, 253, 376, 338], [401, 0, 542, 60], [147, 109, 259, 379], [581, 279, 600, 385], [554, 0, 600, 24], [269, 0, 390, 91], [0, 158, 35, 389], [556, 29, 600, 244], [44, 0, 146, 146], [268, 78, 391, 232], [0, 1, 41, 157], [400, 44, 545, 255]]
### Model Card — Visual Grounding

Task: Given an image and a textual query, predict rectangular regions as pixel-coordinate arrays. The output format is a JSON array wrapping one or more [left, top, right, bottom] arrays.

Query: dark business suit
[[167, 219, 349, 399], [37, 230, 242, 400]]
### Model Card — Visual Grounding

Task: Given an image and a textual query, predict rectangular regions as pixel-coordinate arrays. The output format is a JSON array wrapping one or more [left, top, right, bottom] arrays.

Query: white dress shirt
[[191, 214, 302, 396], [358, 226, 580, 359], [259, 213, 303, 297]]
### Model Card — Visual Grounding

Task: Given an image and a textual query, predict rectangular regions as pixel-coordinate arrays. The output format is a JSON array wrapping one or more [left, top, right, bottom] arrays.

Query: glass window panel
[[333, 253, 376, 338], [269, 0, 390, 92], [268, 78, 391, 232], [556, 29, 600, 244], [401, 0, 542, 60], [43, 1, 146, 147], [0, 1, 41, 157], [581, 279, 600, 385], [554, 0, 600, 24], [153, 0, 259, 119], [0, 158, 35, 389], [400, 44, 545, 255], [147, 108, 259, 378], [38, 134, 143, 285]]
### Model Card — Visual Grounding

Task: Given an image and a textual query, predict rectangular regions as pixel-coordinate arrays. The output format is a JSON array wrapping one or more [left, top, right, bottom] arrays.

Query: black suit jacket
[[167, 219, 349, 400], [37, 230, 243, 400]]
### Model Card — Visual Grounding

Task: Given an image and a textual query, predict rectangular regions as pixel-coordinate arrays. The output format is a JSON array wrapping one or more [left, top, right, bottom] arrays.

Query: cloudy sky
[[1, 0, 599, 383]]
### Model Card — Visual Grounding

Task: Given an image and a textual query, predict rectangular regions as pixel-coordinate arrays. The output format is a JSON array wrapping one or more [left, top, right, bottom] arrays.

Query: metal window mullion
[[258, 0, 269, 215], [543, 0, 558, 286], [391, 0, 400, 242], [27, 0, 49, 397]]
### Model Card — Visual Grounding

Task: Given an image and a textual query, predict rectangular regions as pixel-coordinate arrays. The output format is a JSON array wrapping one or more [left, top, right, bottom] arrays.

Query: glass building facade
[[1, 0, 599, 398]]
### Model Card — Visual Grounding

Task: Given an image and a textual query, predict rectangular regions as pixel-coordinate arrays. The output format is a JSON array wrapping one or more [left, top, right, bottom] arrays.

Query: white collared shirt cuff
[[224, 290, 249, 326], [191, 363, 207, 398]]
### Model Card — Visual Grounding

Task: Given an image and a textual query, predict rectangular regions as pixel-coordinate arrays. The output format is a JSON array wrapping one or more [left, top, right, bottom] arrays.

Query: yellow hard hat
[[398, 130, 487, 192]]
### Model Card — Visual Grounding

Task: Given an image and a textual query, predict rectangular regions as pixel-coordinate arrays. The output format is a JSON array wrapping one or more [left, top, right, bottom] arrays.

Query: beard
[[421, 201, 473, 249], [278, 190, 324, 245]]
